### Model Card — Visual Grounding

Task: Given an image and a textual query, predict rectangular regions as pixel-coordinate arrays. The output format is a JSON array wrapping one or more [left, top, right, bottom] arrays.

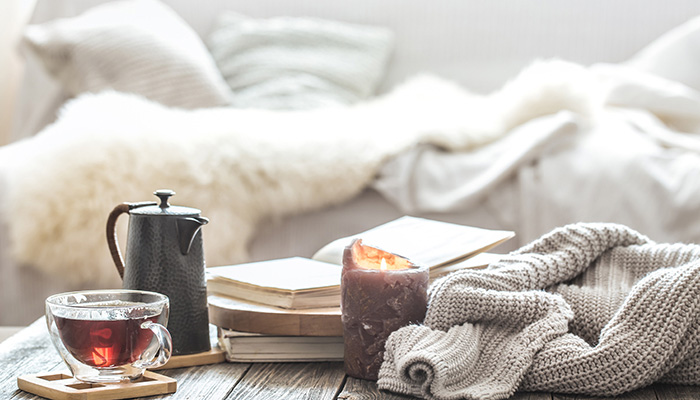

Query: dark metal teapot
[[106, 189, 210, 356]]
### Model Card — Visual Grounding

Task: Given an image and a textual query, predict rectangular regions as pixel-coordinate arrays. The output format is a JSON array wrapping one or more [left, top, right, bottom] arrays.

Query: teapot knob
[[154, 189, 175, 209]]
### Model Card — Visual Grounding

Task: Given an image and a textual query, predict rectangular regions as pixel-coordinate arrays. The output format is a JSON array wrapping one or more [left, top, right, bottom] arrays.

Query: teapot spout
[[176, 216, 209, 255]]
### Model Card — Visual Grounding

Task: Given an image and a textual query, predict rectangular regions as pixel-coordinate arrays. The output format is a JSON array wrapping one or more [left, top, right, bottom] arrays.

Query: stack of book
[[206, 216, 514, 362], [208, 257, 345, 362]]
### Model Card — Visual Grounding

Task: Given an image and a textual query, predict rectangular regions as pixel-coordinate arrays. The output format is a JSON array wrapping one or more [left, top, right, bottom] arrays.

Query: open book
[[217, 327, 343, 362], [312, 216, 514, 275], [207, 216, 513, 309]]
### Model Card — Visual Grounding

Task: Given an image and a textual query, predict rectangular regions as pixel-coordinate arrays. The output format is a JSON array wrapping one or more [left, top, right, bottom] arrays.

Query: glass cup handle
[[134, 321, 172, 369]]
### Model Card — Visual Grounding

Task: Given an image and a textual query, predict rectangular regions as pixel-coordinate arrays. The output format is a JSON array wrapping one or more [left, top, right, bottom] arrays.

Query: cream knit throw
[[377, 223, 700, 399]]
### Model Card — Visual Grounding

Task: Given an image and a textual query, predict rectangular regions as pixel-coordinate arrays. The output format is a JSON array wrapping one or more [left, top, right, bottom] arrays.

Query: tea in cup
[[45, 289, 172, 384]]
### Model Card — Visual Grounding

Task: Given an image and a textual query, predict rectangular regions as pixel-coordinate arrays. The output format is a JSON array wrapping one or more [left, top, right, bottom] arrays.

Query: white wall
[[0, 0, 36, 146]]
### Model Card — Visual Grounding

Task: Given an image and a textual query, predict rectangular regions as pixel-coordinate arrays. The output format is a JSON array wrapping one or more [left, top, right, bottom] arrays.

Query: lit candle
[[341, 238, 429, 380]]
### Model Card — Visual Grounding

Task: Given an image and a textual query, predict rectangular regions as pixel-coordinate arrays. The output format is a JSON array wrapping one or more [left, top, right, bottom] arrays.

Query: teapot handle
[[106, 202, 157, 279]]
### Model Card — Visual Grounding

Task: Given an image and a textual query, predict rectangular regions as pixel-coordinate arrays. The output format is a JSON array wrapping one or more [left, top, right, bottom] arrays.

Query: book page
[[207, 257, 341, 292], [312, 216, 514, 268]]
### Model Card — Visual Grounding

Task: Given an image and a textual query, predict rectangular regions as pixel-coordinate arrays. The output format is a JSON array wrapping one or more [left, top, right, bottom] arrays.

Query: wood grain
[[338, 380, 555, 400], [0, 319, 63, 399], [654, 383, 700, 399], [153, 346, 226, 370], [508, 392, 553, 400], [552, 385, 657, 400], [338, 377, 415, 400], [4, 320, 700, 399], [551, 394, 577, 400], [225, 362, 345, 399], [153, 362, 250, 400], [208, 294, 342, 336]]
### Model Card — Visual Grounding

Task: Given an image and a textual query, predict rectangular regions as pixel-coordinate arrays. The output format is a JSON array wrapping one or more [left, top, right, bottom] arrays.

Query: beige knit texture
[[377, 223, 700, 399]]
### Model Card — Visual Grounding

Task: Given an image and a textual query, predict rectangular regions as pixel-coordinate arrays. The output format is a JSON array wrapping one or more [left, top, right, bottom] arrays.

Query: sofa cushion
[[206, 11, 394, 109], [22, 0, 232, 109]]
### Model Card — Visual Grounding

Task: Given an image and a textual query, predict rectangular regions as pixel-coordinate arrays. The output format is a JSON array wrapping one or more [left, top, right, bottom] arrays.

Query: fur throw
[[0, 60, 598, 285]]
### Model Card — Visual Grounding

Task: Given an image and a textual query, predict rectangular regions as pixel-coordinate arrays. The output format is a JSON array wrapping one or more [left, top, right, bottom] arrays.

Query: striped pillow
[[206, 12, 394, 110], [23, 0, 232, 109]]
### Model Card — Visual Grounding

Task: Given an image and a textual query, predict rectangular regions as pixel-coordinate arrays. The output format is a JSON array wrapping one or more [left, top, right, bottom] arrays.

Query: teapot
[[106, 189, 210, 356]]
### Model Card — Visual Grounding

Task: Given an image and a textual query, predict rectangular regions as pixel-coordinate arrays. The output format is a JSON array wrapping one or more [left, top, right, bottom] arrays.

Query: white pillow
[[626, 14, 700, 92], [22, 0, 232, 109], [206, 12, 394, 110]]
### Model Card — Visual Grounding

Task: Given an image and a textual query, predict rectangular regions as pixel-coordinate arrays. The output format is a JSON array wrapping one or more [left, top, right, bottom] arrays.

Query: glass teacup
[[45, 289, 172, 384]]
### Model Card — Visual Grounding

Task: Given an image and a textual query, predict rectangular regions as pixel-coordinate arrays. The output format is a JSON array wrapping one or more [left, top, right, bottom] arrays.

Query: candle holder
[[340, 238, 429, 381]]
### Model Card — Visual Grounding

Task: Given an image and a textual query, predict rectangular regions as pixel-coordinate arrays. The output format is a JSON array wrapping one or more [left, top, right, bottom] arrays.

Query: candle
[[341, 238, 429, 380]]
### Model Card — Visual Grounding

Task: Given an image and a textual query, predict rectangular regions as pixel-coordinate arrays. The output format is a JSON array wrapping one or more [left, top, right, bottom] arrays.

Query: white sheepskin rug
[[0, 59, 598, 285]]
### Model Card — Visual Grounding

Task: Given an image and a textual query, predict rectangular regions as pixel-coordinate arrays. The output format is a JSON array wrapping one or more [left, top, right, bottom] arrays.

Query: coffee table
[[2, 319, 698, 399]]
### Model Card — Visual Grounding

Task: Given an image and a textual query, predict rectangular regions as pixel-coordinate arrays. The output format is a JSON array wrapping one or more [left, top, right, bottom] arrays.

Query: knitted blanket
[[377, 223, 700, 399]]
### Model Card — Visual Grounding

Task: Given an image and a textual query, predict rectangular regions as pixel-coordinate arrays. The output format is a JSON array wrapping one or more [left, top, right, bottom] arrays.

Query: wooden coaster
[[154, 346, 226, 370], [17, 371, 176, 400]]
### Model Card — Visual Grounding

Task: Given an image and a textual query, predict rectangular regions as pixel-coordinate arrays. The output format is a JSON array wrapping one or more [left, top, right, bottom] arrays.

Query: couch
[[2, 0, 700, 326]]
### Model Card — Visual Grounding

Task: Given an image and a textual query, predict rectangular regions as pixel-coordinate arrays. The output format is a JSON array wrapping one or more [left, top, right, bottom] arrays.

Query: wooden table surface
[[3, 319, 699, 400]]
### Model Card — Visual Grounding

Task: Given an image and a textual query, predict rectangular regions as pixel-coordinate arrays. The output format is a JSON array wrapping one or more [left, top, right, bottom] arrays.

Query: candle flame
[[350, 239, 415, 270]]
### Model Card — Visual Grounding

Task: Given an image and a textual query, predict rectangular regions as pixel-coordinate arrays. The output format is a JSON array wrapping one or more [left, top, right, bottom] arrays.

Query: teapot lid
[[129, 189, 201, 216]]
